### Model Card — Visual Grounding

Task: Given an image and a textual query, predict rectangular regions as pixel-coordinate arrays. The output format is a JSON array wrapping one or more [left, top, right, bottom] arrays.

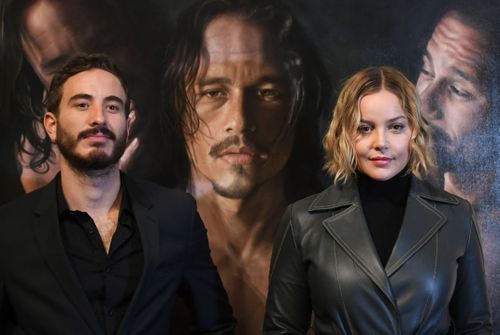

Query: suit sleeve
[[449, 203, 493, 334], [264, 205, 311, 334], [178, 198, 236, 334]]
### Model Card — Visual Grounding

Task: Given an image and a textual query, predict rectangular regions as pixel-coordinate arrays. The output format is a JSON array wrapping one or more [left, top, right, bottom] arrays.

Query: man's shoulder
[[0, 182, 50, 215]]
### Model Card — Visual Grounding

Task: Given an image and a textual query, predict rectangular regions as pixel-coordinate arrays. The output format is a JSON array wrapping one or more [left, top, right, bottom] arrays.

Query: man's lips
[[369, 156, 392, 167], [218, 147, 255, 165], [82, 133, 112, 142]]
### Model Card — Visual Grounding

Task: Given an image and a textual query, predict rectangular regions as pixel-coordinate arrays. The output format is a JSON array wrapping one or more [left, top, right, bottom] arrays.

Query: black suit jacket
[[264, 176, 492, 334], [0, 174, 235, 334]]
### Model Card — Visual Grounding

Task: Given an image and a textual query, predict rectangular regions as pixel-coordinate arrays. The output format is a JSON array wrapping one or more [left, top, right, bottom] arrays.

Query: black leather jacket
[[264, 176, 492, 334]]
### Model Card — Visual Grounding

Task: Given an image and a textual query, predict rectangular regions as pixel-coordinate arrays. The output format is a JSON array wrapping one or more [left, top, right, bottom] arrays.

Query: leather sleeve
[[179, 198, 236, 334], [449, 202, 493, 334], [264, 205, 311, 334]]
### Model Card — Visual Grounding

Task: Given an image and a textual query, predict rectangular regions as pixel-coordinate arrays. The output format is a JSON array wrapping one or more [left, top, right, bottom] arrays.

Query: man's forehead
[[61, 69, 126, 99], [429, 12, 487, 70], [203, 14, 279, 63]]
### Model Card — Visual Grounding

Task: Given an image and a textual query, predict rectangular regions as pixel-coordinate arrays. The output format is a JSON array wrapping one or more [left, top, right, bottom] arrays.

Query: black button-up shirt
[[56, 176, 144, 335]]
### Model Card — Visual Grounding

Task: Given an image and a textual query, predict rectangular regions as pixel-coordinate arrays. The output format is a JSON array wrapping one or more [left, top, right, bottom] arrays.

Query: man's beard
[[431, 123, 495, 197], [57, 125, 126, 174], [431, 124, 494, 173], [207, 135, 260, 199]]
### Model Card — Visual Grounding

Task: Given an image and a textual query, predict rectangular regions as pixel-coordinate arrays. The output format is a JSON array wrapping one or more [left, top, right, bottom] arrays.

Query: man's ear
[[43, 112, 58, 142]]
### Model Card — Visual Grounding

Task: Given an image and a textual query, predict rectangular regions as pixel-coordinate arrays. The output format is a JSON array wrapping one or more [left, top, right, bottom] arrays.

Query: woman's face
[[354, 89, 412, 181]]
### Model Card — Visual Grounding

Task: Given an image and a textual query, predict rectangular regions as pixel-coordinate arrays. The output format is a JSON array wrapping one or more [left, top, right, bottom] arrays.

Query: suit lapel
[[385, 178, 454, 276], [118, 176, 159, 334], [311, 183, 396, 307], [32, 179, 101, 334]]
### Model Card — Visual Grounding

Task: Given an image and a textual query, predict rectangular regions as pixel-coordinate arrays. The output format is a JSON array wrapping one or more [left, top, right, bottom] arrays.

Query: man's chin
[[210, 169, 257, 199]]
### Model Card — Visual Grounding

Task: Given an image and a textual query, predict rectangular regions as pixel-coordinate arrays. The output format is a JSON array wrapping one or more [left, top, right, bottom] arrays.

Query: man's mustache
[[78, 126, 116, 141], [209, 135, 263, 158]]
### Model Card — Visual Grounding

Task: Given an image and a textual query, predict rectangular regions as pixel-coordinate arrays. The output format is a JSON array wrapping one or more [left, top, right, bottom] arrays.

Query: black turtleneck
[[357, 171, 411, 267]]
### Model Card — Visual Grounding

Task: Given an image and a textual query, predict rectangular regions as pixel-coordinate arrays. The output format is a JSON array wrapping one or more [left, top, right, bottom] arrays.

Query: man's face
[[45, 69, 128, 172], [20, 0, 128, 89], [416, 12, 490, 171], [186, 15, 294, 199]]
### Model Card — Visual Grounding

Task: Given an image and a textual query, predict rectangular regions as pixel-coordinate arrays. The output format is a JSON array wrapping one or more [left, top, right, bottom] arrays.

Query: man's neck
[[190, 173, 288, 255], [60, 161, 122, 216]]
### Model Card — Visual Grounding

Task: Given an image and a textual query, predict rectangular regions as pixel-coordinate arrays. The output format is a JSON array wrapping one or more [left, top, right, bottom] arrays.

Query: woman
[[263, 66, 492, 334]]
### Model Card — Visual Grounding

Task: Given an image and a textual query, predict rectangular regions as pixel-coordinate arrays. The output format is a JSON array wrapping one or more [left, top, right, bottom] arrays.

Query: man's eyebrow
[[451, 66, 480, 85], [197, 77, 232, 86], [68, 94, 93, 103], [104, 96, 125, 105], [422, 49, 433, 65]]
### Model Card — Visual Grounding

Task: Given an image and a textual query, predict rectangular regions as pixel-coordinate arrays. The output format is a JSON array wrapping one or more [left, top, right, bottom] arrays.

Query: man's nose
[[224, 92, 256, 134], [419, 80, 445, 121], [88, 105, 106, 125]]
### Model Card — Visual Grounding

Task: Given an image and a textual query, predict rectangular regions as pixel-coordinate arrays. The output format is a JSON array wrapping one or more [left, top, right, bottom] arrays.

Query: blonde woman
[[264, 66, 492, 334]]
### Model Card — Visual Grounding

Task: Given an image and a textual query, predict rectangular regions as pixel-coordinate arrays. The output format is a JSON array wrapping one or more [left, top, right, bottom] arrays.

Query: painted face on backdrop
[[354, 89, 412, 181], [416, 11, 490, 172], [186, 14, 294, 199], [20, 0, 131, 89], [44, 69, 129, 172]]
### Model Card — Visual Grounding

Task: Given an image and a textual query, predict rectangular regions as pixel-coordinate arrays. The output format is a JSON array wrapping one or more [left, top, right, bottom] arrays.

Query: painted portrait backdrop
[[0, 0, 498, 332]]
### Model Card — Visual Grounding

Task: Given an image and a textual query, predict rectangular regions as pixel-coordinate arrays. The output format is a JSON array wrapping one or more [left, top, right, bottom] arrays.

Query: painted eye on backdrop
[[258, 88, 282, 101]]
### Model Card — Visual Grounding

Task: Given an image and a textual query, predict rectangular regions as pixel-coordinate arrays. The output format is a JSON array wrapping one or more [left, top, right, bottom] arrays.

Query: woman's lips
[[369, 156, 392, 167]]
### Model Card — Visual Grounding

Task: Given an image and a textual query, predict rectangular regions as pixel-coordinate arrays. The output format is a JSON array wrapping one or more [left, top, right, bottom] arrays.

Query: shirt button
[[88, 228, 94, 234], [108, 309, 114, 317]]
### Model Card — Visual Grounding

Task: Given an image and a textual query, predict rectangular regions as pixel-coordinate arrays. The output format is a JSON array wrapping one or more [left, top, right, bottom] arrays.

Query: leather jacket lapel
[[385, 178, 457, 276], [32, 180, 101, 335], [322, 204, 396, 308], [310, 182, 396, 308]]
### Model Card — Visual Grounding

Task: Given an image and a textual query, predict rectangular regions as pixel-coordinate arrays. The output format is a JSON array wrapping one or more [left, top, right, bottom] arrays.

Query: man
[[0, 54, 235, 334], [0, 0, 168, 198], [163, 0, 330, 332], [416, 2, 499, 330]]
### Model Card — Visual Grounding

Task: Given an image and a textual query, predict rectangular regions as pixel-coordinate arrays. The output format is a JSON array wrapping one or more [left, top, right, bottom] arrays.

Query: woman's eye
[[357, 125, 372, 133]]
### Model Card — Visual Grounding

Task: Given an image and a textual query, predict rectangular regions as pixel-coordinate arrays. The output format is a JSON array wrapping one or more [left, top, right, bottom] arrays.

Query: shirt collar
[[56, 173, 133, 226]]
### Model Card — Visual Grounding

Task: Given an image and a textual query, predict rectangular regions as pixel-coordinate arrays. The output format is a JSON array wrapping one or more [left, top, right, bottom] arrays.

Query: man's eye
[[76, 103, 89, 110], [419, 57, 434, 78], [449, 85, 473, 99], [357, 125, 372, 134], [107, 105, 121, 112], [258, 88, 281, 100], [203, 90, 225, 99]]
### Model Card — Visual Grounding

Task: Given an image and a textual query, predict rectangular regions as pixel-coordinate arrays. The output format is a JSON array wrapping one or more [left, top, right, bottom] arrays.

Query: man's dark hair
[[45, 53, 130, 115], [37, 53, 131, 169], [162, 0, 331, 201]]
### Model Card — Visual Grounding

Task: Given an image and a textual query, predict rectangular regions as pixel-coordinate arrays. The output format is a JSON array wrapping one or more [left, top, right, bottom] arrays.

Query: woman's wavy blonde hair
[[323, 66, 434, 183]]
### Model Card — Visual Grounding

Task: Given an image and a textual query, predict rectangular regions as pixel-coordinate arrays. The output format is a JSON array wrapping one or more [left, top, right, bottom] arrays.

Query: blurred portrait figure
[[163, 0, 329, 332], [416, 1, 499, 325], [264, 66, 492, 334], [0, 0, 166, 197]]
